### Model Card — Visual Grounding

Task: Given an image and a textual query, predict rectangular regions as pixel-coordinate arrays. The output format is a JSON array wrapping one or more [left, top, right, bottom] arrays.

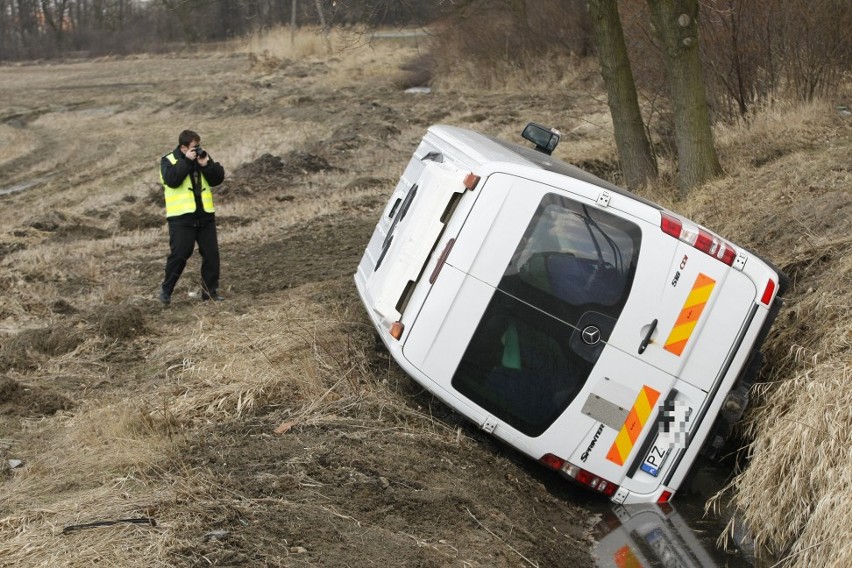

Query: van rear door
[[401, 172, 688, 496], [403, 173, 724, 494], [356, 158, 470, 330], [603, 209, 757, 393]]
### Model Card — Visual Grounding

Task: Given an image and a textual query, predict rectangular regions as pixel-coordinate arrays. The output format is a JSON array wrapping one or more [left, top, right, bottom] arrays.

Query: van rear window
[[452, 193, 642, 436]]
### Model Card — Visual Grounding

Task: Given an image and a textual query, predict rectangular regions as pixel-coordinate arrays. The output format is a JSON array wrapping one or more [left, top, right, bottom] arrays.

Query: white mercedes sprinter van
[[354, 124, 785, 504]]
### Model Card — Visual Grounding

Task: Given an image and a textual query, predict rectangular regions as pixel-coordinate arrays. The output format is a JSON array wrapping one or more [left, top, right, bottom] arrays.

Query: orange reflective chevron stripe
[[664, 273, 716, 356], [614, 545, 643, 568], [607, 385, 660, 466]]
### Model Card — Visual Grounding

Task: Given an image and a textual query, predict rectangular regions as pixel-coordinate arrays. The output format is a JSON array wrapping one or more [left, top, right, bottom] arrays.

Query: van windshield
[[452, 193, 642, 436]]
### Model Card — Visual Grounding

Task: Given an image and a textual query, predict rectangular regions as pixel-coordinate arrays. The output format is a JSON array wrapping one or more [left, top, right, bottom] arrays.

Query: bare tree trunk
[[314, 0, 331, 54], [17, 0, 40, 39], [160, 0, 197, 44], [291, 0, 297, 45], [39, 0, 70, 52], [647, 0, 722, 196], [587, 0, 657, 190]]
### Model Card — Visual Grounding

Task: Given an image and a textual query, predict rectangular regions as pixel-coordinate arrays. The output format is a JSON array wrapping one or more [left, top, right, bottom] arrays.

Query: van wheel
[[721, 386, 749, 424], [777, 269, 791, 297], [680, 453, 722, 496], [699, 417, 734, 461]]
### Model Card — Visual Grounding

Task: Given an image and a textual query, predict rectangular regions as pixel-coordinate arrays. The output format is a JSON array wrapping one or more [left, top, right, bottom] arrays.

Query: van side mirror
[[521, 122, 560, 155]]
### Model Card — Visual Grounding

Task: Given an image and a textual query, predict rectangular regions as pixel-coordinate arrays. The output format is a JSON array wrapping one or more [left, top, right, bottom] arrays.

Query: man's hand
[[198, 155, 210, 167], [185, 146, 198, 161]]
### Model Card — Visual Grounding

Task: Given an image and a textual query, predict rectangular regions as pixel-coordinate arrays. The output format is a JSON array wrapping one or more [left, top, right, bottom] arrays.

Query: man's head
[[178, 129, 201, 148]]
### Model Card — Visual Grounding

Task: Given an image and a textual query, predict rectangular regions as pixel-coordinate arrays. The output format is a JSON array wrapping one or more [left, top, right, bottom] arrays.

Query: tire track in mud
[[227, 211, 376, 298]]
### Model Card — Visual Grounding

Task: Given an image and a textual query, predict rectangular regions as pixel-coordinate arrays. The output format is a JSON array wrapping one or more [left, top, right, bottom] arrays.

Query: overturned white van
[[354, 124, 785, 504]]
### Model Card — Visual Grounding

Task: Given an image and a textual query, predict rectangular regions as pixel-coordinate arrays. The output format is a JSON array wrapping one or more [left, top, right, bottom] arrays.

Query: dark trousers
[[162, 216, 219, 295]]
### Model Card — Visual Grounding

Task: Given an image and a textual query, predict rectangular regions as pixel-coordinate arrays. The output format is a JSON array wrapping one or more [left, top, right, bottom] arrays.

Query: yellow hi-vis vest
[[161, 152, 215, 217]]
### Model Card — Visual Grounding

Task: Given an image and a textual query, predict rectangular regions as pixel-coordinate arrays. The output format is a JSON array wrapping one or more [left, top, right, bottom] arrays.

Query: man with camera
[[158, 129, 226, 305]]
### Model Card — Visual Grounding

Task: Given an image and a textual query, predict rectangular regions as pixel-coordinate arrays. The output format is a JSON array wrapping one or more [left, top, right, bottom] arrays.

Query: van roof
[[428, 124, 661, 210]]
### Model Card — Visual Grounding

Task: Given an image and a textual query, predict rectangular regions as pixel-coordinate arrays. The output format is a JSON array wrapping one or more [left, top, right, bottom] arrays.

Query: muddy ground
[[0, 43, 615, 567]]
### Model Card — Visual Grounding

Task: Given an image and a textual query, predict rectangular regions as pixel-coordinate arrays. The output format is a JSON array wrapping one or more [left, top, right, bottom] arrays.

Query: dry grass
[[433, 51, 600, 94], [708, 249, 852, 566], [0, 400, 179, 566], [238, 25, 334, 60], [233, 24, 413, 61], [691, 88, 852, 566], [0, 288, 396, 566], [159, 299, 345, 419]]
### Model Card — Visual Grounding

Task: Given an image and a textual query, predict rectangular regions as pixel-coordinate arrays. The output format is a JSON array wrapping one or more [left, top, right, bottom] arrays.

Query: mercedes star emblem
[[582, 325, 601, 346]]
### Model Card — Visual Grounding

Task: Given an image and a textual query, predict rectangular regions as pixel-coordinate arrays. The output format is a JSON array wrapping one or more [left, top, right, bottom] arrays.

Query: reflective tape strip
[[614, 545, 643, 568], [664, 273, 716, 356], [607, 385, 661, 466]]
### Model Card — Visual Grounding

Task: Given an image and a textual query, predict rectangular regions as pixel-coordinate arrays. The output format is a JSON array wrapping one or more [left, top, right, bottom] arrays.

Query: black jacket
[[161, 145, 226, 223]]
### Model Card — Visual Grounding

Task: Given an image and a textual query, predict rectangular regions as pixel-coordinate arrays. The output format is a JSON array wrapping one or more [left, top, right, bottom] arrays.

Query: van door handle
[[638, 319, 658, 354]]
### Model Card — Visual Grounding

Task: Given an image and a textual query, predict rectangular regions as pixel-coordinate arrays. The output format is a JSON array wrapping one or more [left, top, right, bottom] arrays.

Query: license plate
[[640, 442, 670, 477]]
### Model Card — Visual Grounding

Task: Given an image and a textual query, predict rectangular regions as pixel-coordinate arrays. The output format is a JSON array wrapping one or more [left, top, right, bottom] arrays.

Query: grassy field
[[0, 26, 850, 567]]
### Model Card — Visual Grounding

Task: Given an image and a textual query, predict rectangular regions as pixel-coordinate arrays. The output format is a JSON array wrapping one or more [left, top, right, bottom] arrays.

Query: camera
[[194, 146, 208, 159]]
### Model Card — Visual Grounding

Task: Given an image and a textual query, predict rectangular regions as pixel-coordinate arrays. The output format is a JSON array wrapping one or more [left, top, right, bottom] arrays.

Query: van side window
[[398, 185, 417, 221], [506, 193, 640, 315], [452, 193, 642, 436], [388, 197, 402, 218], [376, 185, 419, 272]]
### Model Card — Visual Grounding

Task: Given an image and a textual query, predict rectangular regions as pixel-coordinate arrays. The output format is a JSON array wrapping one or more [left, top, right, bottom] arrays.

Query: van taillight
[[760, 279, 776, 305], [539, 453, 565, 470], [660, 212, 736, 266], [657, 490, 673, 503], [540, 454, 619, 497]]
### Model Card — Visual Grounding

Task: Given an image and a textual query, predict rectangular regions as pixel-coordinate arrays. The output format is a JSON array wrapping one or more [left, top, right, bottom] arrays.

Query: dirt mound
[[233, 150, 333, 178], [88, 304, 147, 340], [26, 210, 71, 232], [344, 176, 390, 190], [248, 53, 330, 77], [0, 376, 72, 417], [328, 112, 401, 147], [282, 149, 334, 175], [0, 326, 84, 372], [51, 299, 78, 315], [222, 151, 335, 197], [230, 212, 374, 297], [118, 210, 161, 231], [0, 241, 24, 261], [25, 210, 110, 241], [231, 153, 286, 178], [311, 101, 403, 156], [48, 224, 110, 241]]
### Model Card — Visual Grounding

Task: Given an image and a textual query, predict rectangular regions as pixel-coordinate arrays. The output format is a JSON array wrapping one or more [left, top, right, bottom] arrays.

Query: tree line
[[3, 0, 848, 194], [430, 0, 850, 193], [0, 0, 446, 60]]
